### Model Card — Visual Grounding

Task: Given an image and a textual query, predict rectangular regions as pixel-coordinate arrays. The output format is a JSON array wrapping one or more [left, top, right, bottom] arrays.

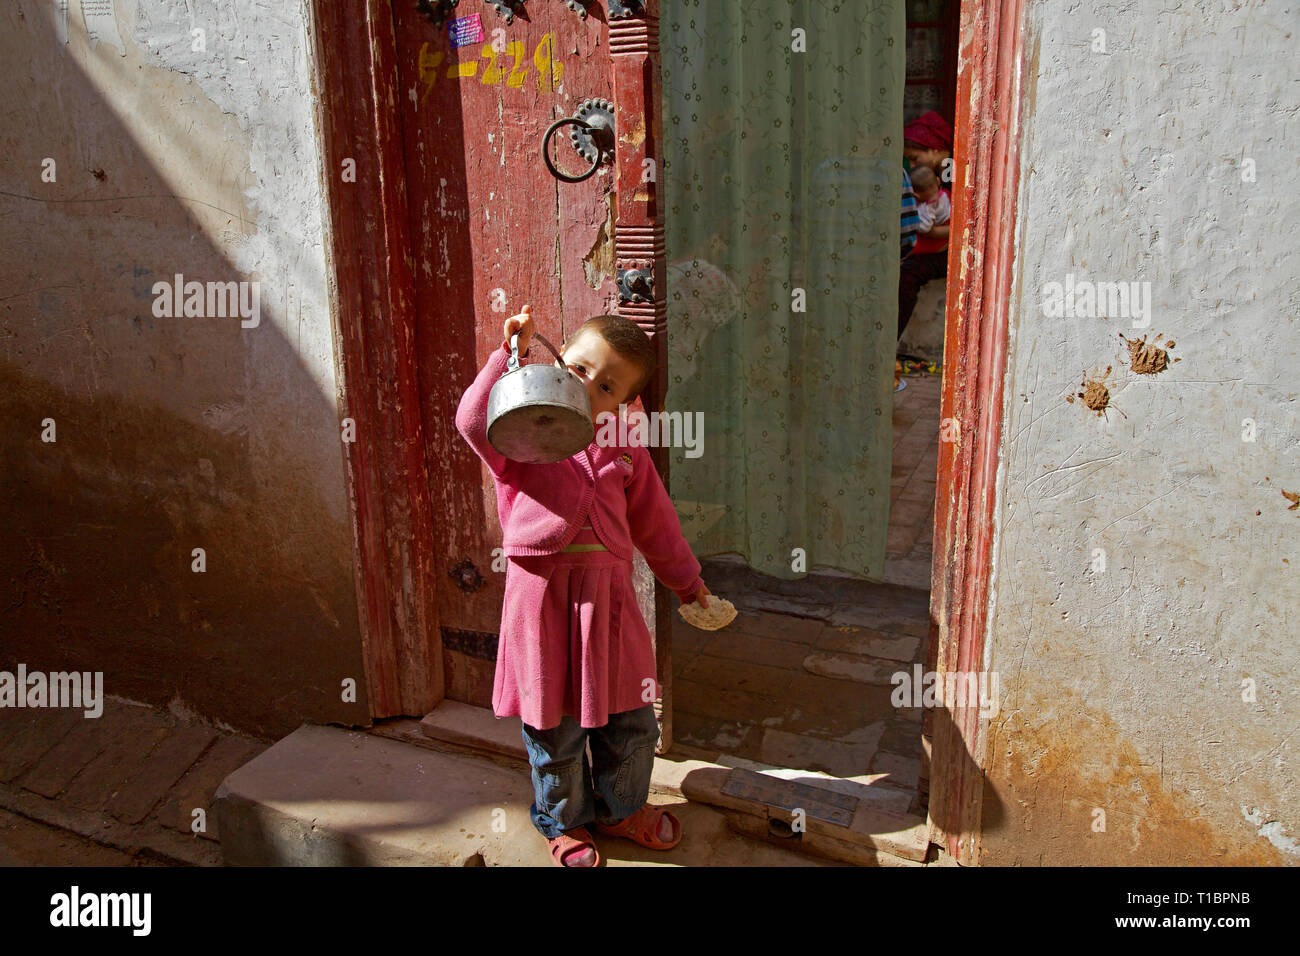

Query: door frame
[[307, 0, 445, 719], [925, 0, 1028, 865], [309, 0, 1030, 866]]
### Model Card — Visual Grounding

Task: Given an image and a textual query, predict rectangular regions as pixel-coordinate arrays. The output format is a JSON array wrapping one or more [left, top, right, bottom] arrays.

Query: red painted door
[[393, 1, 673, 742]]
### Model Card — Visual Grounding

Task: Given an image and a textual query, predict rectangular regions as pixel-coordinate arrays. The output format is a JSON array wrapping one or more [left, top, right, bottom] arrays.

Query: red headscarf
[[903, 110, 954, 152]]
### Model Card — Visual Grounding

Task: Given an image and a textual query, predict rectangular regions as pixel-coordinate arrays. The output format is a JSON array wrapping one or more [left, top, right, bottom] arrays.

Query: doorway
[[664, 0, 961, 829], [314, 0, 1026, 866]]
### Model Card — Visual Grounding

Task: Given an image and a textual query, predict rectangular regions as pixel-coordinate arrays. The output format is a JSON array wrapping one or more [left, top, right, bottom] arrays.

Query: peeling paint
[[1242, 807, 1300, 858]]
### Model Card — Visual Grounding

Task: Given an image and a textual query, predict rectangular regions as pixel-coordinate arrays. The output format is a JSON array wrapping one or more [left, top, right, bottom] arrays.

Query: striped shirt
[[901, 161, 920, 257]]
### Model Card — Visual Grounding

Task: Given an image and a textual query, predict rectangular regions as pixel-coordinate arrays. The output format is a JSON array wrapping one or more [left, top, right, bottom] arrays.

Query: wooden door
[[392, 1, 673, 746]]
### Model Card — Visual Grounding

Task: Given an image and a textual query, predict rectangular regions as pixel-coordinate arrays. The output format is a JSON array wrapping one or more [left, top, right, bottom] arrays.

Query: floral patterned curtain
[[662, 0, 905, 580]]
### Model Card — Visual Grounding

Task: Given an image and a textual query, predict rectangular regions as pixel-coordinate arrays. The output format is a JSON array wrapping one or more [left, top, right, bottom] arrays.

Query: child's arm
[[455, 343, 514, 479], [624, 443, 705, 603]]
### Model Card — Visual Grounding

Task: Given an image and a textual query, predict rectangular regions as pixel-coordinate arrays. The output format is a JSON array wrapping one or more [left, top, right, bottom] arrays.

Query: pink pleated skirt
[[494, 528, 661, 731]]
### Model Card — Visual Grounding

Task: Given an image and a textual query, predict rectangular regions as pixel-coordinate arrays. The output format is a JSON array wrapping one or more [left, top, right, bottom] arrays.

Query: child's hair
[[910, 164, 938, 191], [568, 314, 656, 403]]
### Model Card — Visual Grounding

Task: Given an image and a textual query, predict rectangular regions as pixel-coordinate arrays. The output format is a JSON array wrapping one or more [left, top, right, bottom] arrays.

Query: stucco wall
[[0, 0, 367, 737], [980, 0, 1299, 863]]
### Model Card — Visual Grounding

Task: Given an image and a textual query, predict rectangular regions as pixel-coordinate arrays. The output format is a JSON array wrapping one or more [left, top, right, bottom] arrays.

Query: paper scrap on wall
[[81, 0, 126, 55]]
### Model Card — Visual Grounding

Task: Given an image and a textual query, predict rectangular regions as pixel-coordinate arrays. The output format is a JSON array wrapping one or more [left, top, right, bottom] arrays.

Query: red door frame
[[309, 0, 1030, 865], [926, 0, 1028, 865], [307, 0, 445, 718]]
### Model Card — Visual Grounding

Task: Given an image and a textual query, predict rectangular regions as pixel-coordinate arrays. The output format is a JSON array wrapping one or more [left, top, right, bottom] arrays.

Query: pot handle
[[507, 330, 566, 372]]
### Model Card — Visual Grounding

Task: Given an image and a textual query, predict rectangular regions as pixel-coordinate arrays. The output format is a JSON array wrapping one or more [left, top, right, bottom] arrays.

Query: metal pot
[[487, 331, 593, 463]]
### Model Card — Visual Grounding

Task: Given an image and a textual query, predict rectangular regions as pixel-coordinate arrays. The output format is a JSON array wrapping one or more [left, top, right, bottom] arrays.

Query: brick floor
[[0, 696, 268, 865], [885, 371, 941, 590]]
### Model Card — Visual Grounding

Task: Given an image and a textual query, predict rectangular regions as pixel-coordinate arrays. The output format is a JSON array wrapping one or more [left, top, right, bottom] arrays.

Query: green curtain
[[662, 0, 905, 580]]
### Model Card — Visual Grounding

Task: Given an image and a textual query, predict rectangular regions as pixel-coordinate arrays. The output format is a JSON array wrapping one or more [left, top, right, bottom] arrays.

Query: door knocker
[[541, 98, 616, 183]]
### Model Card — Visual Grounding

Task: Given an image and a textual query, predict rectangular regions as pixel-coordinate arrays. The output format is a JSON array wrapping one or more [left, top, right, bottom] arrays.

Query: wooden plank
[[680, 761, 929, 862], [720, 768, 858, 827]]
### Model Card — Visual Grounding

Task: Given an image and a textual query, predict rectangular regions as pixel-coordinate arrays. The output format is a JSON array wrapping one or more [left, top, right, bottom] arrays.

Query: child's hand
[[503, 305, 535, 356], [685, 582, 711, 609]]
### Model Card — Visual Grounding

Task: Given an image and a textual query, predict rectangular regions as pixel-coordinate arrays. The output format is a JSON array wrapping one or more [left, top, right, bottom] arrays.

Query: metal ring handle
[[542, 117, 601, 183]]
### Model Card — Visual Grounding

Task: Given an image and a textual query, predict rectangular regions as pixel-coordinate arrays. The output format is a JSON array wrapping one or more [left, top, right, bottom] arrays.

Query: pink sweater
[[455, 341, 704, 603]]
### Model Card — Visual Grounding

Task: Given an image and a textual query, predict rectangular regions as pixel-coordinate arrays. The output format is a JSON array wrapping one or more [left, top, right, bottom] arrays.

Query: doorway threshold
[[386, 699, 934, 865]]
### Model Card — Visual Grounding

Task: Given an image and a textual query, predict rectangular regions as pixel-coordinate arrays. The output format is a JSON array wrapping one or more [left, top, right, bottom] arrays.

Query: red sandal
[[546, 826, 601, 867], [592, 805, 682, 850]]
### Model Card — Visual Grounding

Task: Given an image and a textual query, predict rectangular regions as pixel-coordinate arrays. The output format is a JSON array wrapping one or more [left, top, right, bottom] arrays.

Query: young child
[[455, 304, 711, 867], [908, 164, 951, 241]]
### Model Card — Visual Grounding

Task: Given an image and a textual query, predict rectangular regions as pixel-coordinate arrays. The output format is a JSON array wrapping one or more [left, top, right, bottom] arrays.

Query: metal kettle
[[486, 331, 594, 464]]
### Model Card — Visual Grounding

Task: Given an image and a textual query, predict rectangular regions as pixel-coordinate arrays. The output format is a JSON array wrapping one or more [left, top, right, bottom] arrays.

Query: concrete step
[[414, 700, 932, 865], [214, 723, 845, 866]]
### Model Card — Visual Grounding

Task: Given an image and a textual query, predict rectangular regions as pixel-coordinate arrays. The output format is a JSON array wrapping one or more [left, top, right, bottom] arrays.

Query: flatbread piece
[[677, 596, 738, 631]]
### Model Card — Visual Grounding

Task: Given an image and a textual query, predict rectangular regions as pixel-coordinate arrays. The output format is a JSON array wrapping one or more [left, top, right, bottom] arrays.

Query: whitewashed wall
[[981, 0, 1299, 864]]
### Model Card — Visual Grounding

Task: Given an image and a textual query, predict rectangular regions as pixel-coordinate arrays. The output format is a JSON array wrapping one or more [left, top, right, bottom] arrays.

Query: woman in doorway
[[897, 110, 954, 375]]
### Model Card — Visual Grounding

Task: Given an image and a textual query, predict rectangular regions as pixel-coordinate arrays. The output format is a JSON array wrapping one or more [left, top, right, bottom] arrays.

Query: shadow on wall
[[0, 1, 366, 738]]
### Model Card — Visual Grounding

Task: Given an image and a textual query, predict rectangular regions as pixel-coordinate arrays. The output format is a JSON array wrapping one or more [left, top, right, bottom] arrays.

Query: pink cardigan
[[456, 341, 704, 603]]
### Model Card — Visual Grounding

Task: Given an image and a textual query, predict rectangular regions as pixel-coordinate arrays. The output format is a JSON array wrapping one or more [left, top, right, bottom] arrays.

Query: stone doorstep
[[217, 723, 835, 867], [415, 700, 929, 864]]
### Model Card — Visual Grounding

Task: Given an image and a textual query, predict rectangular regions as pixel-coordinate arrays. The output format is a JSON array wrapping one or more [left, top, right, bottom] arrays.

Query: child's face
[[556, 330, 639, 424], [914, 179, 939, 202]]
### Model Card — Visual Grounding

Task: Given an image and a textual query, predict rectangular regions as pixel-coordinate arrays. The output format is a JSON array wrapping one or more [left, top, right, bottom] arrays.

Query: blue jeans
[[520, 704, 660, 839]]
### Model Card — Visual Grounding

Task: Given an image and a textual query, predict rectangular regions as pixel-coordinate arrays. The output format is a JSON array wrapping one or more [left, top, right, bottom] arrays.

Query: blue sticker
[[448, 13, 485, 48]]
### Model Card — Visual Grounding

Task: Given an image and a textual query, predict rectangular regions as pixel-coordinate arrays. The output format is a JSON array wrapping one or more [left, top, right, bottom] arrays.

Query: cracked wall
[[981, 0, 1299, 864]]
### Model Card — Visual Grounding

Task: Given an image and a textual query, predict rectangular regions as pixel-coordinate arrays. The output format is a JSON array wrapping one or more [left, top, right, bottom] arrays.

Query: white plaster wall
[[126, 0, 343, 513], [982, 0, 1300, 863], [5, 0, 342, 522], [0, 0, 364, 736]]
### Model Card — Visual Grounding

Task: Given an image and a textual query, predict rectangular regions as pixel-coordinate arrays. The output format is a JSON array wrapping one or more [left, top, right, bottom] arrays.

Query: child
[[455, 304, 712, 867], [908, 164, 951, 239]]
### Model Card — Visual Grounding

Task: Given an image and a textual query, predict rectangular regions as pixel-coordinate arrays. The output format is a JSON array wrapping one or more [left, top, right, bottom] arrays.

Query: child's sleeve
[[624, 443, 704, 603], [455, 342, 515, 478]]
